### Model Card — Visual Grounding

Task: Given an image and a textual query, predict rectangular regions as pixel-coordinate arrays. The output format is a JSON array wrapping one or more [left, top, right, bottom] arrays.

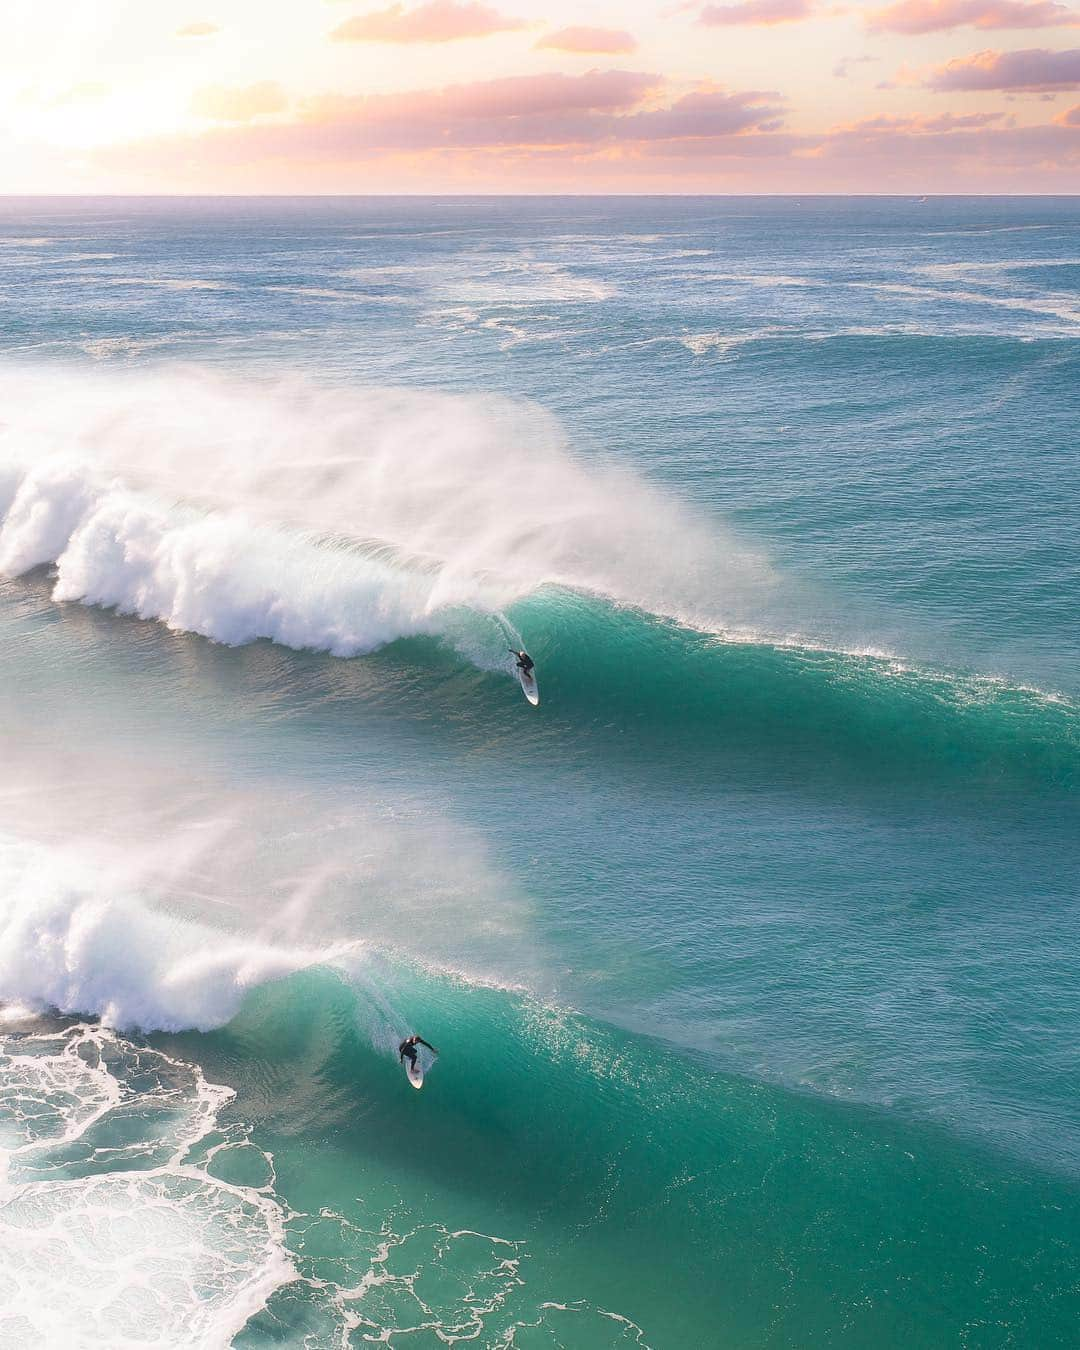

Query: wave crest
[[0, 364, 772, 667]]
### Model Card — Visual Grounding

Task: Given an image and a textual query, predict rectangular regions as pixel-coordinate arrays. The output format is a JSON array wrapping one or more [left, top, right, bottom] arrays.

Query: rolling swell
[[0, 361, 1074, 796], [170, 961, 1080, 1348], [498, 588, 1080, 793]]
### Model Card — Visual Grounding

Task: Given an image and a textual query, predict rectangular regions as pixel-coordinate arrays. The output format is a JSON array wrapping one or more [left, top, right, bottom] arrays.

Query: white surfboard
[[406, 1058, 424, 1089], [517, 667, 539, 706]]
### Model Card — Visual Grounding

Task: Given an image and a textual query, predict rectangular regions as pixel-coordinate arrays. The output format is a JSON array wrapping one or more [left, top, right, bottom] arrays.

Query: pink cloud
[[913, 108, 1013, 126], [926, 45, 1080, 88], [625, 89, 786, 138], [94, 114, 1080, 193], [99, 70, 789, 183], [536, 26, 638, 53], [699, 0, 815, 25], [833, 54, 879, 76], [810, 119, 1080, 176], [88, 59, 1080, 193], [290, 74, 779, 151], [302, 69, 660, 125], [868, 0, 1079, 32], [833, 109, 1010, 130], [331, 0, 527, 43]]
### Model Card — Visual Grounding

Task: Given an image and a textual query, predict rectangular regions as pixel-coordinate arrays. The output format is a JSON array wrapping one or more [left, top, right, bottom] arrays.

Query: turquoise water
[[0, 197, 1078, 1346]]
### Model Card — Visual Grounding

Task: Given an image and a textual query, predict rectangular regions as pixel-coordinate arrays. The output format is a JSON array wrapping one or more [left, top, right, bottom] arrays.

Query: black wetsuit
[[399, 1036, 435, 1068], [514, 652, 534, 676]]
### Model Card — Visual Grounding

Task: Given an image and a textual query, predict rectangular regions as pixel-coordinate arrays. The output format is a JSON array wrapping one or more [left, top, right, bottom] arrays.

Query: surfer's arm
[[415, 1037, 438, 1054]]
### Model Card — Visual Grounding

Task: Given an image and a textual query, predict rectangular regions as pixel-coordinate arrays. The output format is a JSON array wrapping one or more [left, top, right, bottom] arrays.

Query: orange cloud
[[925, 45, 1080, 87], [868, 0, 1079, 32], [331, 0, 527, 43], [699, 0, 815, 25], [175, 21, 220, 38], [1059, 100, 1080, 117], [535, 26, 638, 53], [191, 82, 289, 122]]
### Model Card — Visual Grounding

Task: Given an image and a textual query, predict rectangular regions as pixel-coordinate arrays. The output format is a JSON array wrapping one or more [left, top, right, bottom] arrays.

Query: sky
[[3, 0, 1080, 191]]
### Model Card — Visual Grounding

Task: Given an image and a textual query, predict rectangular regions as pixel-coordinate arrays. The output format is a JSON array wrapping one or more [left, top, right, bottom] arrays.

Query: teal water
[[0, 197, 1078, 1346]]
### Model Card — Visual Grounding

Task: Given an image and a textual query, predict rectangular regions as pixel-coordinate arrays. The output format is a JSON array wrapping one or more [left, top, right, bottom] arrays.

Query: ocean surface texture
[[0, 196, 1077, 1348]]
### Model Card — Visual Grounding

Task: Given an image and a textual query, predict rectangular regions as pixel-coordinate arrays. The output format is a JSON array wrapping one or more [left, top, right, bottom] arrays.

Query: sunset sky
[[4, 0, 1080, 192]]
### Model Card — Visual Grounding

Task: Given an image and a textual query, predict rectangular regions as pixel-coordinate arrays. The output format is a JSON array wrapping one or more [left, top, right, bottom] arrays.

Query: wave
[[506, 589, 1079, 791], [0, 1009, 658, 1348], [0, 363, 772, 672], [0, 835, 347, 1033], [0, 364, 1075, 789]]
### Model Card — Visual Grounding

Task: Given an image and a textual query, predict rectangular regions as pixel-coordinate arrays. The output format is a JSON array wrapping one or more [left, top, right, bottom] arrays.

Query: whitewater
[[0, 195, 1078, 1348]]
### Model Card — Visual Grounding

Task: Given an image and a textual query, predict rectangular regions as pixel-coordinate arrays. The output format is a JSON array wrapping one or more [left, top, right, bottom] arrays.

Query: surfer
[[399, 1034, 437, 1071], [510, 649, 534, 677]]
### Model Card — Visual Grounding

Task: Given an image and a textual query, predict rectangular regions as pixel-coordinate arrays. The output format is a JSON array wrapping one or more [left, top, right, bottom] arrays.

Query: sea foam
[[0, 836, 340, 1033], [0, 364, 773, 666]]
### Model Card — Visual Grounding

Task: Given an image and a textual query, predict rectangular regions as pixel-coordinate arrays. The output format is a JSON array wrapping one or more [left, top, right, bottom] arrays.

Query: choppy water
[[0, 196, 1078, 1347]]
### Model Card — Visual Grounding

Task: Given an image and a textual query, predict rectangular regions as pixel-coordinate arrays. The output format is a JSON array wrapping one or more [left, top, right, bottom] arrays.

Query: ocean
[[0, 195, 1077, 1347]]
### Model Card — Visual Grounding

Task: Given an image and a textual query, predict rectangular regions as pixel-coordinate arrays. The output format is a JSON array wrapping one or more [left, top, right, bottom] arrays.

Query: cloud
[[808, 118, 1080, 180], [699, 0, 815, 25], [535, 26, 638, 53], [102, 70, 790, 182], [833, 54, 879, 76], [626, 89, 787, 138], [926, 45, 1080, 88], [92, 100, 1080, 192], [868, 0, 1079, 32], [175, 21, 220, 37], [331, 0, 527, 43], [833, 110, 1011, 130], [281, 72, 779, 151], [191, 82, 288, 122], [90, 59, 1080, 193]]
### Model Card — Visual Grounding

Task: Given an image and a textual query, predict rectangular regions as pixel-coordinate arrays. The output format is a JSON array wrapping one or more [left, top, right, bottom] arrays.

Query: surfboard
[[406, 1058, 424, 1089], [517, 667, 539, 707]]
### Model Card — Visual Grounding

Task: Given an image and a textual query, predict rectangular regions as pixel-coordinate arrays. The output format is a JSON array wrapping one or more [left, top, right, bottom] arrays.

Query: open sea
[[0, 195, 1077, 1347]]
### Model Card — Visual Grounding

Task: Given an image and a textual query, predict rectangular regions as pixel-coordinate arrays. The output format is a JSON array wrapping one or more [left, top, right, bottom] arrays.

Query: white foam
[[849, 280, 1080, 329], [107, 276, 229, 291], [0, 836, 346, 1034], [0, 364, 775, 658], [0, 1023, 296, 1348]]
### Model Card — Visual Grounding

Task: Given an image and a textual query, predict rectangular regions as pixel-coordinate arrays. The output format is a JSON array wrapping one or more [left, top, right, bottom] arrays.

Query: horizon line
[[2, 191, 1080, 200]]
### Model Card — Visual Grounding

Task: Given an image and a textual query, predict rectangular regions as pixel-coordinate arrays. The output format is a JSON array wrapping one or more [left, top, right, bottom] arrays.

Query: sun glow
[[2, 0, 1079, 191]]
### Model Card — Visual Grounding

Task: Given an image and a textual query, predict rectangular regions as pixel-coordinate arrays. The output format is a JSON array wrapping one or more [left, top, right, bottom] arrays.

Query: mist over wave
[[0, 722, 545, 1037], [0, 834, 350, 1033], [0, 364, 773, 670]]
